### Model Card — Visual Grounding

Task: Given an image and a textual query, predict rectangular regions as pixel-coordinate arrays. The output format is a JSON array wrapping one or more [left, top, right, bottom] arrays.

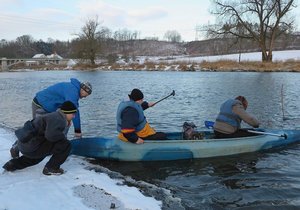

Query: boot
[[10, 147, 20, 159], [42, 167, 64, 176], [2, 160, 17, 171]]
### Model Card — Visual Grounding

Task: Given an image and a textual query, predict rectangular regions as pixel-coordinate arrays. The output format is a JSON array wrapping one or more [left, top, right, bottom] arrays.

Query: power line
[[0, 14, 80, 30]]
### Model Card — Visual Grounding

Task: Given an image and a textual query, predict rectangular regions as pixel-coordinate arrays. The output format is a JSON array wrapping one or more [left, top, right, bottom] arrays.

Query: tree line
[[0, 16, 182, 65]]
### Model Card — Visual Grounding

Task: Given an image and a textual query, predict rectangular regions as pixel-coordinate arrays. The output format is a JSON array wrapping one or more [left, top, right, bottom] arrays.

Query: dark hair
[[235, 96, 248, 109], [128, 89, 144, 101]]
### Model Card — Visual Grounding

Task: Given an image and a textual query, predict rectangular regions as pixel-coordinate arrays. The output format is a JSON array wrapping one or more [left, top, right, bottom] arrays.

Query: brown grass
[[9, 60, 300, 72], [200, 60, 300, 72]]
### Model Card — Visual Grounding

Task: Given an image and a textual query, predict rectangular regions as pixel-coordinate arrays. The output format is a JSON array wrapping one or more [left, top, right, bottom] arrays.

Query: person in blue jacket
[[32, 78, 92, 135], [10, 78, 92, 159]]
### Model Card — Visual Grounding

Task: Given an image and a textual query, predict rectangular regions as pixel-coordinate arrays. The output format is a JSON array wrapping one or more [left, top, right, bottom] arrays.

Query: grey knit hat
[[80, 82, 92, 94]]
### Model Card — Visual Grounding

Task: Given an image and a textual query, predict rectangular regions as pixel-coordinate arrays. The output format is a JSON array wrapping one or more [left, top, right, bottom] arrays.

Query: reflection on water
[[1, 70, 300, 209]]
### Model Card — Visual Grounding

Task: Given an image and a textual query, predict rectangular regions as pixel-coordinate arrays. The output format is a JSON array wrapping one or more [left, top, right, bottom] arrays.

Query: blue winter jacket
[[35, 78, 82, 133]]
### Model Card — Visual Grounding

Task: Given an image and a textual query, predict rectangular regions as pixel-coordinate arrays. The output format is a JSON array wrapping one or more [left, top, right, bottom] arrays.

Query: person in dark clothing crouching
[[116, 88, 167, 144], [2, 101, 77, 176]]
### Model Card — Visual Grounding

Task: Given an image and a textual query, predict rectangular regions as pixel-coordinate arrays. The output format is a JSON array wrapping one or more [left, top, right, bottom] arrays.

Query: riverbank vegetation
[[9, 58, 300, 72], [70, 60, 300, 72]]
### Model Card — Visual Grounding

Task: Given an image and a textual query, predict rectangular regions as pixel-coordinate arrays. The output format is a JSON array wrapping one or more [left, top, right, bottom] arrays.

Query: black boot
[[42, 167, 64, 176], [2, 160, 17, 171], [10, 147, 20, 159]]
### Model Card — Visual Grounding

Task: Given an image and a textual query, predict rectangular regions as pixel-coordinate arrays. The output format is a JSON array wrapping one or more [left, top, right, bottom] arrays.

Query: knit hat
[[60, 101, 77, 114], [128, 89, 144, 101], [80, 82, 92, 95]]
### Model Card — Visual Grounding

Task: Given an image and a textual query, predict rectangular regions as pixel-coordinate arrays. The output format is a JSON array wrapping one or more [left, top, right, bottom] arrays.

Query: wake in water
[[87, 163, 184, 210]]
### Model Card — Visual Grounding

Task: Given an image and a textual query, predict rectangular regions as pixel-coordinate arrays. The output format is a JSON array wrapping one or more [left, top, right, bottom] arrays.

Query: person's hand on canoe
[[136, 138, 144, 144]]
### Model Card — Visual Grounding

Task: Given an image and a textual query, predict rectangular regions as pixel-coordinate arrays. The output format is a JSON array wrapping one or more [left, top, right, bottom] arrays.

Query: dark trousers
[[143, 132, 168, 140], [9, 140, 71, 170], [214, 129, 258, 139]]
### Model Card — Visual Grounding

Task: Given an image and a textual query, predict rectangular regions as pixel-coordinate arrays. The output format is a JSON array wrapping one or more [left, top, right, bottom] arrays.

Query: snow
[[47, 53, 63, 59], [174, 50, 300, 62], [122, 50, 300, 64], [67, 59, 76, 67], [32, 54, 46, 58], [32, 53, 63, 59], [0, 127, 162, 210]]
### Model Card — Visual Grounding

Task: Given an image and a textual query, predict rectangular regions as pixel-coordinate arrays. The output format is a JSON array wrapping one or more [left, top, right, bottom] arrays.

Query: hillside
[[101, 34, 300, 57]]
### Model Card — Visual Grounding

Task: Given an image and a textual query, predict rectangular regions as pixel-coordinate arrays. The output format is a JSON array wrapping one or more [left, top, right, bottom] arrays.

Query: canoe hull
[[71, 129, 300, 161]]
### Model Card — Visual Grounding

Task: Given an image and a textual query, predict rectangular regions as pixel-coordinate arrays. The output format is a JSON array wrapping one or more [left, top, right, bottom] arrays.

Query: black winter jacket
[[17, 110, 68, 154]]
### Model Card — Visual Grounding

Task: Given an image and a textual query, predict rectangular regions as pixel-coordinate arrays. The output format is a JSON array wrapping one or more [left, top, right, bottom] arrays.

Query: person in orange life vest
[[116, 89, 167, 144]]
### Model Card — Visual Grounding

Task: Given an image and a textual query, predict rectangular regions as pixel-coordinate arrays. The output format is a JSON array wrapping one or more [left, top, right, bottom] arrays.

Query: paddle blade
[[205, 121, 215, 129], [171, 90, 175, 96]]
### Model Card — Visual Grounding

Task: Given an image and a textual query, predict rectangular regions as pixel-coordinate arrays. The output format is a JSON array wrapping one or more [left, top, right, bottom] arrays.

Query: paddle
[[204, 120, 288, 139], [246, 130, 287, 139], [204, 120, 215, 129], [152, 90, 175, 106]]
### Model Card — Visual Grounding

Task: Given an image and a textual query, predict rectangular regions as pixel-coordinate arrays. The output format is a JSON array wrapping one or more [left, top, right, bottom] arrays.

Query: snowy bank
[[0, 127, 162, 210]]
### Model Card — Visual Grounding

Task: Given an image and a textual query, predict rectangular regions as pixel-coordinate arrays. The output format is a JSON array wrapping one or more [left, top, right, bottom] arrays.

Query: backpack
[[15, 120, 37, 143], [182, 122, 204, 140]]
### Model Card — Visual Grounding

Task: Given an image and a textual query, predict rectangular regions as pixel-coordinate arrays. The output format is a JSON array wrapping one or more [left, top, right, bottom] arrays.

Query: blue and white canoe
[[70, 129, 300, 161]]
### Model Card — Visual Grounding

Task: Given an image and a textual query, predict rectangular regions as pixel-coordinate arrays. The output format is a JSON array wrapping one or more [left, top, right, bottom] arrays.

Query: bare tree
[[113, 29, 139, 60], [15, 35, 37, 57], [0, 39, 18, 58], [164, 30, 182, 42], [206, 0, 296, 62], [74, 16, 102, 65]]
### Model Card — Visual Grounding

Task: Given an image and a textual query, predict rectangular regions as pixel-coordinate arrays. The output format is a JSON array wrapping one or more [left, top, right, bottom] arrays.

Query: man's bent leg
[[45, 140, 71, 169], [3, 156, 44, 171]]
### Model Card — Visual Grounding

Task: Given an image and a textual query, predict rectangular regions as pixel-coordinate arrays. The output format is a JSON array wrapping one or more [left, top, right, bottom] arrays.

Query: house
[[32, 54, 46, 59], [31, 53, 63, 65]]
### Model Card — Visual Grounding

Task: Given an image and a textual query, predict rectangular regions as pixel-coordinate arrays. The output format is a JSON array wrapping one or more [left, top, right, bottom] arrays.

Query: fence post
[[1, 58, 8, 71]]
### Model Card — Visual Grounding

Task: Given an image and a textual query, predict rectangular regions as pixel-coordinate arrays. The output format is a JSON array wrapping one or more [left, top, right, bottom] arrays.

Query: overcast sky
[[0, 0, 299, 42]]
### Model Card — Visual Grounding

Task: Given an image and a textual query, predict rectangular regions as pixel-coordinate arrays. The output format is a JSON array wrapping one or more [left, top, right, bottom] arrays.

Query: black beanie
[[128, 89, 144, 101], [60, 101, 77, 114]]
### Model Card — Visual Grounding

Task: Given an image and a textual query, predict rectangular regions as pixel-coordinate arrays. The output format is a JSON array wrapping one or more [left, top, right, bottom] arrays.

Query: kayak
[[70, 129, 300, 161]]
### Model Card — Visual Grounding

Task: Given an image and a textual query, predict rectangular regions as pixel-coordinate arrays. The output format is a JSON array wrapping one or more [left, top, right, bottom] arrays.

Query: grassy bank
[[8, 60, 300, 72], [200, 60, 300, 72], [72, 60, 300, 72]]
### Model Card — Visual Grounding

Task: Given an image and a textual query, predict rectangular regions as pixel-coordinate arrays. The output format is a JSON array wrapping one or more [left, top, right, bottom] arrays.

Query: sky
[[1, 0, 300, 42], [0, 127, 162, 210], [0, 0, 216, 42]]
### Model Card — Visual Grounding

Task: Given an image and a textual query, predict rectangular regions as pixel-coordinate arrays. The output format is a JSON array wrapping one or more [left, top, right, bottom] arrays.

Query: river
[[1, 70, 300, 209]]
